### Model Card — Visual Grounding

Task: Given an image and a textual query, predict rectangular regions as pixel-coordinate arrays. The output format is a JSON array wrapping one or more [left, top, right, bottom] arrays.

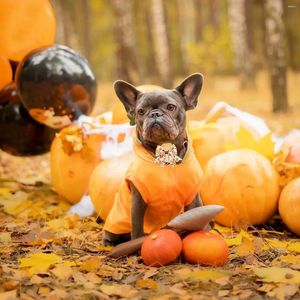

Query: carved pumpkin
[[50, 125, 104, 204], [141, 229, 182, 267], [50, 119, 133, 204], [200, 149, 280, 227], [89, 153, 133, 220], [189, 117, 260, 167], [182, 231, 229, 266], [279, 177, 300, 236]]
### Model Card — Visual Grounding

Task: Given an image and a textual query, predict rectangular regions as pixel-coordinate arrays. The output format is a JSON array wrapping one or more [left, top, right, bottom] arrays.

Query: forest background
[[51, 0, 300, 133]]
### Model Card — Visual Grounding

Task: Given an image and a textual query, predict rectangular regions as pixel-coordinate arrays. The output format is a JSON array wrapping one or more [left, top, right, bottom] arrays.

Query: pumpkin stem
[[151, 234, 158, 240]]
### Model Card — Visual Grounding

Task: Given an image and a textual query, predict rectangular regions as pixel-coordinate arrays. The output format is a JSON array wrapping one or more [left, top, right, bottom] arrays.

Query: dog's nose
[[150, 110, 163, 119]]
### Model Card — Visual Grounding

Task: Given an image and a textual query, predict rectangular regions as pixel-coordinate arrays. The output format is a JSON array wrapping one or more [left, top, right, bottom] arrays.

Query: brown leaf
[[51, 265, 73, 280], [100, 284, 138, 298], [0, 290, 17, 300]]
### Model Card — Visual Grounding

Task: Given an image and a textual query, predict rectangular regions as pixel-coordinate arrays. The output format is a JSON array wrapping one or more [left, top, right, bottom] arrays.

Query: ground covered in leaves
[[0, 151, 300, 300]]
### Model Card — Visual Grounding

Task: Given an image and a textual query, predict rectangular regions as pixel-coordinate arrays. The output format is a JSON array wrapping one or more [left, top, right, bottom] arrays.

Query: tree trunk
[[228, 0, 256, 89], [82, 0, 92, 62], [177, 0, 195, 74], [264, 0, 288, 112], [150, 0, 173, 87], [111, 0, 141, 84], [194, 0, 203, 42], [209, 0, 220, 35]]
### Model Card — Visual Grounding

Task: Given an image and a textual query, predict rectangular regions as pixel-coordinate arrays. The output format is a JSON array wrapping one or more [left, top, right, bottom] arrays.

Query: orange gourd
[[182, 231, 229, 266], [279, 178, 300, 236], [141, 229, 182, 267], [189, 117, 260, 167], [89, 154, 133, 220], [200, 149, 280, 227]]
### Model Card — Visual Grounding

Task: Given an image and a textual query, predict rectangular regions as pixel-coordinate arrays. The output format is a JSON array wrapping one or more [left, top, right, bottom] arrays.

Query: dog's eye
[[167, 104, 176, 111], [137, 108, 145, 115]]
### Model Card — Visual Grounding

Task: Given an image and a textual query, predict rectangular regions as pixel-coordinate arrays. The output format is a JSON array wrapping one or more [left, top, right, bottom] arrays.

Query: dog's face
[[114, 73, 203, 145]]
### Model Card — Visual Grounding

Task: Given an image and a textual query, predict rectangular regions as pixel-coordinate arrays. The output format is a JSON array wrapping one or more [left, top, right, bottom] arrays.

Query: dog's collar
[[135, 127, 188, 161]]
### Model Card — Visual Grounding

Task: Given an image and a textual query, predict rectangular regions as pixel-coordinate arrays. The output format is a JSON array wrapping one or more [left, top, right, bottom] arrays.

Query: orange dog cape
[[103, 131, 203, 234]]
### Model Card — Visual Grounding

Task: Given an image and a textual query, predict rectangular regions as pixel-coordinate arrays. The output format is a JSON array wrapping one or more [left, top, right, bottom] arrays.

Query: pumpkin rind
[[141, 229, 182, 267], [89, 154, 133, 220], [182, 231, 229, 266], [200, 149, 280, 227], [279, 177, 300, 236]]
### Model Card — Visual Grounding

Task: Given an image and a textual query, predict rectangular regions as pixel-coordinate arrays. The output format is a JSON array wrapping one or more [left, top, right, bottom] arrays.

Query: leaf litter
[[1, 150, 300, 299]]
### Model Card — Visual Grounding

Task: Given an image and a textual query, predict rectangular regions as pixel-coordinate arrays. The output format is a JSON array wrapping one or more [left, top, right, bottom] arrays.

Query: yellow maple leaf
[[175, 268, 229, 282], [253, 267, 300, 284], [0, 191, 32, 216], [226, 127, 275, 160], [19, 253, 62, 275]]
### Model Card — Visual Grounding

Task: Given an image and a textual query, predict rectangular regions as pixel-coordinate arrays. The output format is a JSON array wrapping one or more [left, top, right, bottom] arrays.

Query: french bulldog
[[103, 73, 204, 245]]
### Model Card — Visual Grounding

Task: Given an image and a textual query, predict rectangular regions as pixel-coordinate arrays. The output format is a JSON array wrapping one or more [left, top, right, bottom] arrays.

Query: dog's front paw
[[102, 230, 121, 246]]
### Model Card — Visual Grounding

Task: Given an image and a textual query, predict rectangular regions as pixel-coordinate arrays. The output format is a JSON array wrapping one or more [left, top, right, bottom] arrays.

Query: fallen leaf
[[51, 265, 73, 280], [100, 284, 138, 298], [233, 236, 255, 257], [253, 267, 300, 284], [0, 232, 11, 245], [0, 289, 17, 300], [136, 279, 157, 289], [175, 268, 229, 282], [0, 191, 32, 215], [19, 252, 61, 275], [80, 256, 102, 272], [267, 284, 298, 300], [85, 272, 102, 284]]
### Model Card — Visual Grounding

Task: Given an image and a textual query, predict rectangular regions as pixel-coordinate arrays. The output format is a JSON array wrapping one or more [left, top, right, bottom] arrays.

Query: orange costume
[[103, 131, 203, 234]]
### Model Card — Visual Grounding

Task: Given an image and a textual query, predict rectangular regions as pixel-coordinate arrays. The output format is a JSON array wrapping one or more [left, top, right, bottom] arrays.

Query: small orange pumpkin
[[182, 231, 229, 266], [200, 149, 280, 227], [89, 153, 133, 220], [141, 229, 182, 267], [279, 177, 300, 236]]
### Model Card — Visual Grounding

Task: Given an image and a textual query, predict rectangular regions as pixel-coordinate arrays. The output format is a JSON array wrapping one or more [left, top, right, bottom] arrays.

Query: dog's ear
[[175, 73, 203, 110], [114, 80, 141, 125]]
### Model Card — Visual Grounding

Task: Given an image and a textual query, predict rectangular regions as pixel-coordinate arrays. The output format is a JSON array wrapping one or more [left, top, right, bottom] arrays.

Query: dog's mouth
[[142, 118, 179, 144]]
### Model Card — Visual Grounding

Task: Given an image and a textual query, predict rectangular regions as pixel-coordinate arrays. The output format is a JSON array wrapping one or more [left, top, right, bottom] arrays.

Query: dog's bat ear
[[175, 73, 203, 111], [114, 80, 141, 125]]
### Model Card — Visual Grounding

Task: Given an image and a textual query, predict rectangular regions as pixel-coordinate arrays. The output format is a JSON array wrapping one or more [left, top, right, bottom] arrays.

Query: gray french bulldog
[[103, 73, 204, 246]]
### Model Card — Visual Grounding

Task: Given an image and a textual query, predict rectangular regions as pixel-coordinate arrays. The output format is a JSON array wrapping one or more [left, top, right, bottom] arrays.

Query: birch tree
[[264, 0, 288, 112]]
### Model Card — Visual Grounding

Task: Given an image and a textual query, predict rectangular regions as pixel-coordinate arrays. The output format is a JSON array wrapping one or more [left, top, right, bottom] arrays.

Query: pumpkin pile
[[141, 229, 229, 267]]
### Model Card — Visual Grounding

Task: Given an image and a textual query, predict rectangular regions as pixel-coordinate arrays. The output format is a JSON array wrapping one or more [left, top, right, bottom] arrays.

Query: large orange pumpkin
[[182, 231, 229, 266], [279, 177, 300, 236], [200, 149, 280, 227], [189, 117, 259, 167], [141, 229, 182, 267], [89, 154, 133, 220]]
